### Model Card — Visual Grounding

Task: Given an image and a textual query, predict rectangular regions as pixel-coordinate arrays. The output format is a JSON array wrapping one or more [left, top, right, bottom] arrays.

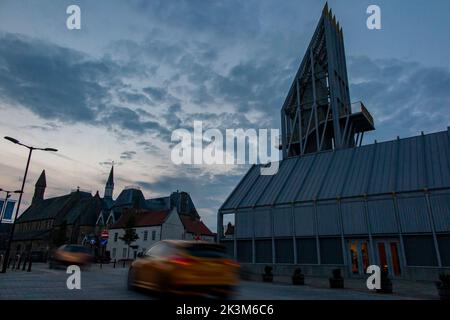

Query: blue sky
[[0, 0, 449, 230]]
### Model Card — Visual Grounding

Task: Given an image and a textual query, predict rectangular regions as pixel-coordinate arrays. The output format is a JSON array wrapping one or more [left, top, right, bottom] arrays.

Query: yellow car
[[127, 240, 240, 298], [49, 244, 94, 268]]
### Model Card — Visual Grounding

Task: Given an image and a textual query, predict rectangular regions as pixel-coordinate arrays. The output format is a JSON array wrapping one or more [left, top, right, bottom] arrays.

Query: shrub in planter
[[262, 265, 273, 283], [377, 267, 392, 293], [376, 266, 393, 294], [292, 268, 305, 285], [436, 272, 450, 301], [329, 268, 344, 288]]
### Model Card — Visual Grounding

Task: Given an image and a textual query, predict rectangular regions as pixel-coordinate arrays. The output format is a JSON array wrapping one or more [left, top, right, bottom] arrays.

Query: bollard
[[113, 259, 116, 268], [16, 255, 21, 270], [27, 255, 32, 272], [0, 254, 3, 268], [11, 256, 16, 270], [22, 255, 27, 271], [100, 261, 103, 269], [123, 259, 126, 268], [17, 255, 23, 270], [7, 256, 12, 268]]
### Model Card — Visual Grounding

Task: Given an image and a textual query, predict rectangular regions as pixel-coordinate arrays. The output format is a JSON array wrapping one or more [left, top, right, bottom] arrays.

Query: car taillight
[[169, 256, 195, 266], [224, 259, 240, 268]]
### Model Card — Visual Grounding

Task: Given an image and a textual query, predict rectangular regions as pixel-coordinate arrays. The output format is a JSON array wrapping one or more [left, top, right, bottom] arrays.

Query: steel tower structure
[[281, 3, 375, 159]]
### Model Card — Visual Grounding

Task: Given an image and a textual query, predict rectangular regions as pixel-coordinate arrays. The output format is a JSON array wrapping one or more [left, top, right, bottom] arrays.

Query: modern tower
[[280, 3, 375, 158]]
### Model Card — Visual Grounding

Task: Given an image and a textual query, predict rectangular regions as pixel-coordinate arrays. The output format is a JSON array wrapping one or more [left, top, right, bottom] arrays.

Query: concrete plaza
[[0, 263, 439, 300]]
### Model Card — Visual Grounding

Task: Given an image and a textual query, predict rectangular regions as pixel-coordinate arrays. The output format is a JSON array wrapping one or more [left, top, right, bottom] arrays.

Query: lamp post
[[1, 136, 57, 273]]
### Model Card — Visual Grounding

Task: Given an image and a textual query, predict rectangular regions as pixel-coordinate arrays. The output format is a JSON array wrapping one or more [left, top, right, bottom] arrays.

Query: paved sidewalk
[[0, 263, 440, 300], [272, 276, 439, 300]]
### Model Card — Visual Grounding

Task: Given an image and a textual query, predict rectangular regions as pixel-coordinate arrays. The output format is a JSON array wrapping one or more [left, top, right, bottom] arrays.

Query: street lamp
[[1, 136, 58, 273], [0, 189, 23, 197]]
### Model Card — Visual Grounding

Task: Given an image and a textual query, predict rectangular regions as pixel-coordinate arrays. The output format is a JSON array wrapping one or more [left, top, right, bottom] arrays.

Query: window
[[122, 248, 127, 258], [275, 239, 294, 263], [152, 230, 156, 241], [255, 240, 272, 263], [222, 241, 234, 258], [184, 243, 228, 258], [320, 238, 343, 264], [296, 238, 318, 264], [143, 231, 148, 241], [438, 235, 450, 267], [114, 232, 118, 242], [112, 248, 116, 258], [404, 235, 438, 266], [237, 240, 252, 263]]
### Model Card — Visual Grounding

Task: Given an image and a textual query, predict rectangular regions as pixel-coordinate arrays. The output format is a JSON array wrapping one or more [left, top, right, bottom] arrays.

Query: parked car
[[127, 240, 240, 298], [49, 244, 94, 268]]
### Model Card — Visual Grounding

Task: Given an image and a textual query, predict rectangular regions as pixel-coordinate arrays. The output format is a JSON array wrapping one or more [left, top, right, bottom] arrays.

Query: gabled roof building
[[107, 207, 214, 260], [217, 4, 450, 281], [12, 165, 213, 261], [12, 171, 105, 260]]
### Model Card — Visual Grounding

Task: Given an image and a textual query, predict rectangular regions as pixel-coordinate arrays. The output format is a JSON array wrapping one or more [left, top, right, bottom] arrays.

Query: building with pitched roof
[[107, 207, 214, 260], [12, 166, 213, 261], [12, 170, 104, 260], [217, 4, 450, 281]]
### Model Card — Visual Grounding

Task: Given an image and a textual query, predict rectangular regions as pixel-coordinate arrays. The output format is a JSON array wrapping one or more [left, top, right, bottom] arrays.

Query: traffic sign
[[101, 230, 109, 239]]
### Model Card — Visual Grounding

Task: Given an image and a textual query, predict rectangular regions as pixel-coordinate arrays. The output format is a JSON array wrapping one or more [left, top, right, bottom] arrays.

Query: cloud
[[101, 105, 171, 139], [23, 122, 61, 132], [99, 160, 123, 167], [3, 2, 449, 233], [120, 151, 137, 160], [348, 56, 450, 141], [135, 165, 249, 208], [0, 32, 174, 142], [118, 90, 153, 105], [143, 86, 167, 101], [129, 0, 262, 40], [0, 33, 113, 123]]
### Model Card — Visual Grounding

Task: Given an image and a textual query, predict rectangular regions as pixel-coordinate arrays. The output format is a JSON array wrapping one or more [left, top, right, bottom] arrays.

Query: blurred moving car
[[49, 244, 94, 268], [127, 240, 240, 298]]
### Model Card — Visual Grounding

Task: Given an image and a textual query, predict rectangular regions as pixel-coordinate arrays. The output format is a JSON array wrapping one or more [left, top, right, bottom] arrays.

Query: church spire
[[104, 165, 114, 199], [32, 170, 46, 204]]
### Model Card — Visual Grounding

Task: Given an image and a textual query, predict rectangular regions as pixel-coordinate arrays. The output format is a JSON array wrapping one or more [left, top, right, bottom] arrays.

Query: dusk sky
[[1, 0, 449, 231]]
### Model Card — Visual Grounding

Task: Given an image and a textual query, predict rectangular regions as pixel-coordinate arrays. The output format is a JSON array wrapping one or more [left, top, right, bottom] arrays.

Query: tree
[[52, 220, 68, 247], [119, 215, 139, 260]]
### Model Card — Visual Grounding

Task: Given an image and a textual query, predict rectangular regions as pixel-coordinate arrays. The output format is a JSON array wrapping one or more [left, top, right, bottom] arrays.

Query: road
[[0, 263, 414, 300]]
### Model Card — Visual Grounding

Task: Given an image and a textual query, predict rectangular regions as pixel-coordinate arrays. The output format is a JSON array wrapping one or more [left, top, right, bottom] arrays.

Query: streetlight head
[[44, 148, 58, 152], [4, 136, 19, 144], [0, 188, 3, 192], [14, 190, 23, 194]]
